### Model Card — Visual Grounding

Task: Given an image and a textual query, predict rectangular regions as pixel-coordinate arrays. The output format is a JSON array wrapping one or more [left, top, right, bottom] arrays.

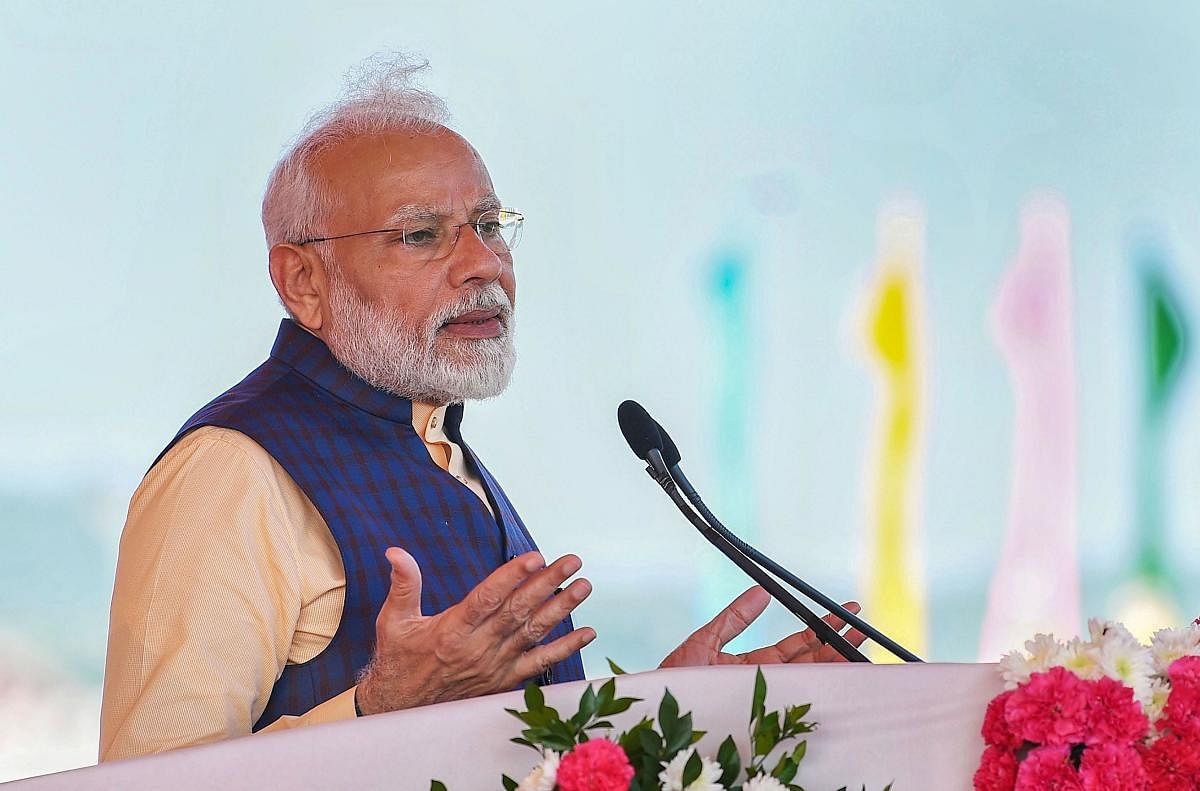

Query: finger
[[488, 554, 584, 636], [457, 551, 545, 629], [691, 586, 771, 652], [511, 626, 597, 685], [504, 576, 593, 649], [773, 601, 863, 662], [380, 547, 424, 621]]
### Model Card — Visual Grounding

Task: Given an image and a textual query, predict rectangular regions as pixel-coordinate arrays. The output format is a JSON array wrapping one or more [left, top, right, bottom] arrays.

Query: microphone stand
[[641, 449, 869, 663], [673, 470, 923, 663]]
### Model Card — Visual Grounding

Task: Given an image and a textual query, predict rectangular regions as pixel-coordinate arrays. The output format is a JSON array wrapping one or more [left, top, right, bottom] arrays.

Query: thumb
[[381, 546, 423, 619]]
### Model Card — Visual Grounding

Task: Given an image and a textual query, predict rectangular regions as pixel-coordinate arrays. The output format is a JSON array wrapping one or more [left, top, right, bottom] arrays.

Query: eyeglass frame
[[290, 208, 524, 257]]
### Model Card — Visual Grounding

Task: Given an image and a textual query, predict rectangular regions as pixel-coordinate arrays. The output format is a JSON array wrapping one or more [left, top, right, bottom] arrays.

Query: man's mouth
[[441, 307, 504, 339]]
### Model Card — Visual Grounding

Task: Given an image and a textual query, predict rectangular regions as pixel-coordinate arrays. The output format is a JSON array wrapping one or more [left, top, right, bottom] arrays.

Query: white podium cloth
[[6, 662, 1001, 789]]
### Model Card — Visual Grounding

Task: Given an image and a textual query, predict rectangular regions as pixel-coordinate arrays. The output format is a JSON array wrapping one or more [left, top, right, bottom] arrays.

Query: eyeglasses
[[293, 208, 524, 262]]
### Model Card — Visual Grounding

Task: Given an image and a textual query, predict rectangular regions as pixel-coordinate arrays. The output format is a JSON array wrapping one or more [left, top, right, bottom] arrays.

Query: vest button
[[537, 668, 554, 686]]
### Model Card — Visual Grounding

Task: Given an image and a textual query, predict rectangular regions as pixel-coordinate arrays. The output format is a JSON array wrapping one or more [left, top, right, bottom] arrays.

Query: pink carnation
[[1084, 677, 1150, 745], [1163, 658, 1200, 741], [1169, 656, 1200, 692], [983, 691, 1024, 749], [1078, 743, 1148, 791], [1006, 667, 1091, 746], [1139, 734, 1200, 791], [1015, 745, 1083, 790], [974, 745, 1018, 791], [555, 738, 635, 791]]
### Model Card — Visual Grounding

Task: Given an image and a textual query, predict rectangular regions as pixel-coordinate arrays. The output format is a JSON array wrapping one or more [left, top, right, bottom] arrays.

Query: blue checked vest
[[162, 319, 585, 730]]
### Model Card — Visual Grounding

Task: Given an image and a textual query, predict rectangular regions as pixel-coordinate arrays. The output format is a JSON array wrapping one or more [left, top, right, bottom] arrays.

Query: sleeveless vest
[[160, 319, 585, 729]]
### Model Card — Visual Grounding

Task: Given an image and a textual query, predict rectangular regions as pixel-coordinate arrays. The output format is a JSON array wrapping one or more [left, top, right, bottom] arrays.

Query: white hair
[[261, 52, 452, 247]]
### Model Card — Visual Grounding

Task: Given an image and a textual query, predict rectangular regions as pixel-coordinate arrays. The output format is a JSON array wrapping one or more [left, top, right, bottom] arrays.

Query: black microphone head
[[617, 400, 663, 460], [655, 419, 682, 468]]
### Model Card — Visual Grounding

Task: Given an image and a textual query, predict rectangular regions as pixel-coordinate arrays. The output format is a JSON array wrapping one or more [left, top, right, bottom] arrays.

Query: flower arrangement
[[432, 663, 890, 791], [974, 618, 1200, 790]]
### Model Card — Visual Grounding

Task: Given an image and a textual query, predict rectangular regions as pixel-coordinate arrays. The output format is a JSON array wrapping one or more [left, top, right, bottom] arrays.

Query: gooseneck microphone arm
[[618, 404, 869, 663], [666, 459, 922, 663]]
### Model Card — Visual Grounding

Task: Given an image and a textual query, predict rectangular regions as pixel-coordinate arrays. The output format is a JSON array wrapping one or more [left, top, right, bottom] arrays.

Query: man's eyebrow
[[474, 195, 503, 213], [382, 205, 441, 226], [382, 196, 503, 226]]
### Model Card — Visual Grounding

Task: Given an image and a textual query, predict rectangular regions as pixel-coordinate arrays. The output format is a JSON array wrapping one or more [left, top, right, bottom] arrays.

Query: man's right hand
[[355, 547, 595, 715]]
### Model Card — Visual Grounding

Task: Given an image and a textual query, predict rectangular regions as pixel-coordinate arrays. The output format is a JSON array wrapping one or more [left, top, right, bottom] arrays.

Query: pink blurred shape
[[978, 196, 1082, 660]]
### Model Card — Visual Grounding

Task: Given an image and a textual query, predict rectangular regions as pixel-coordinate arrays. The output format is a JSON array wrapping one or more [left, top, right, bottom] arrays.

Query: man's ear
[[269, 244, 325, 331]]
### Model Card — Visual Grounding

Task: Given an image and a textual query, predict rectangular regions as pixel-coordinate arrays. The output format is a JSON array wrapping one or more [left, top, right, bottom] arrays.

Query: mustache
[[432, 283, 513, 328]]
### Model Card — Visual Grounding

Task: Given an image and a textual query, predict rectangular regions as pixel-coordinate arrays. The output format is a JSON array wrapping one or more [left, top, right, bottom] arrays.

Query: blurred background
[[3, 0, 1200, 780]]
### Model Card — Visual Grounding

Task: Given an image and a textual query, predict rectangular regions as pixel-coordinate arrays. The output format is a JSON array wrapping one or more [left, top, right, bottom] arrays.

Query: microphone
[[651, 411, 922, 663], [617, 400, 868, 663]]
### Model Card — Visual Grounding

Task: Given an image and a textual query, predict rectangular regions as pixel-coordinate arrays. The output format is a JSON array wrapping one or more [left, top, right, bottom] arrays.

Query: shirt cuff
[[257, 685, 360, 733]]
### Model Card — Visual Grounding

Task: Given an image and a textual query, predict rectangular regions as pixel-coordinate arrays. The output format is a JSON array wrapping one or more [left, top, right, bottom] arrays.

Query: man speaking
[[100, 54, 864, 761]]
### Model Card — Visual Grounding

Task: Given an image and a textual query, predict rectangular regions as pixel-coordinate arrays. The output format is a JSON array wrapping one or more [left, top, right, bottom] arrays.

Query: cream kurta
[[100, 402, 491, 761]]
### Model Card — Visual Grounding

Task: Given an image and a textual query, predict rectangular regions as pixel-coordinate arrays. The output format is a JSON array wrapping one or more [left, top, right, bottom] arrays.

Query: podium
[[6, 663, 1001, 789]]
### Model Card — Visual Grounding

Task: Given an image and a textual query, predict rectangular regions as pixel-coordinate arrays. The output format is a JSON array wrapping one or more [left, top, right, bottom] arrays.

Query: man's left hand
[[659, 586, 867, 667]]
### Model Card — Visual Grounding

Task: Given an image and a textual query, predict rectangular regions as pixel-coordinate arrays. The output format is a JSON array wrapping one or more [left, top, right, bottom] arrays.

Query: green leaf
[[597, 677, 616, 708], [587, 720, 614, 730], [750, 667, 767, 725], [570, 685, 598, 728], [792, 741, 807, 764], [753, 711, 781, 757], [618, 717, 655, 756], [688, 729, 707, 745], [681, 751, 703, 786], [783, 703, 813, 735], [524, 682, 545, 712], [599, 695, 640, 717], [501, 777, 518, 791], [430, 782, 448, 791], [658, 689, 680, 734], [509, 708, 555, 728], [637, 726, 663, 758], [607, 657, 628, 675], [547, 719, 578, 746], [771, 752, 798, 784], [664, 711, 696, 756], [716, 735, 741, 787]]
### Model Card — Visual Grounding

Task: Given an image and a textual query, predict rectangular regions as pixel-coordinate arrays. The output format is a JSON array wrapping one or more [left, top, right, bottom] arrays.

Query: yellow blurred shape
[[860, 209, 928, 663]]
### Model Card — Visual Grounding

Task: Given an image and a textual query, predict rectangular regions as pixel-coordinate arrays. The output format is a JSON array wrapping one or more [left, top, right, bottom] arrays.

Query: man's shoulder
[[152, 357, 303, 468], [144, 425, 287, 495]]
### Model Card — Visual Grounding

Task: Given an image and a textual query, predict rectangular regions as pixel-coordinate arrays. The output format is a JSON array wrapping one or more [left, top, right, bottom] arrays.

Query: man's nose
[[446, 223, 505, 286]]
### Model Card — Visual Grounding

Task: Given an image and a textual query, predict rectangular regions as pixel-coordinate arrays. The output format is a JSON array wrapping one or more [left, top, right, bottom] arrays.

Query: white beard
[[322, 267, 516, 404]]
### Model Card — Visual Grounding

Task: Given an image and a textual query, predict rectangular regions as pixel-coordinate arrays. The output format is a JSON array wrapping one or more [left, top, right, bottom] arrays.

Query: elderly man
[[100, 57, 864, 762]]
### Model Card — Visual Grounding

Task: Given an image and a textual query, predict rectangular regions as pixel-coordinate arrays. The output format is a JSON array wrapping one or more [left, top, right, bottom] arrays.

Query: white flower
[[1024, 633, 1068, 672], [999, 650, 1032, 689], [1061, 638, 1104, 681], [658, 747, 725, 791], [1096, 636, 1155, 704], [743, 775, 788, 791], [1088, 618, 1143, 653], [516, 750, 559, 791], [1145, 677, 1171, 729], [1150, 625, 1200, 676]]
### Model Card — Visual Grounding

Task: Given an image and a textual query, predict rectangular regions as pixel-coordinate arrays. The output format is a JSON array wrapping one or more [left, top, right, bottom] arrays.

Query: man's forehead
[[313, 127, 497, 220]]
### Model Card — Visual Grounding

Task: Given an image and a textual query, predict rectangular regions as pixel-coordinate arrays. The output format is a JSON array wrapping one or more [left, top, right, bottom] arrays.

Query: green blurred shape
[[1144, 267, 1188, 412], [1133, 250, 1188, 585]]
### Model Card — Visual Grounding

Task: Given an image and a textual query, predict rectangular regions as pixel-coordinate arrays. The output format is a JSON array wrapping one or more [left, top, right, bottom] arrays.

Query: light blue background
[[2, 1, 1199, 779]]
